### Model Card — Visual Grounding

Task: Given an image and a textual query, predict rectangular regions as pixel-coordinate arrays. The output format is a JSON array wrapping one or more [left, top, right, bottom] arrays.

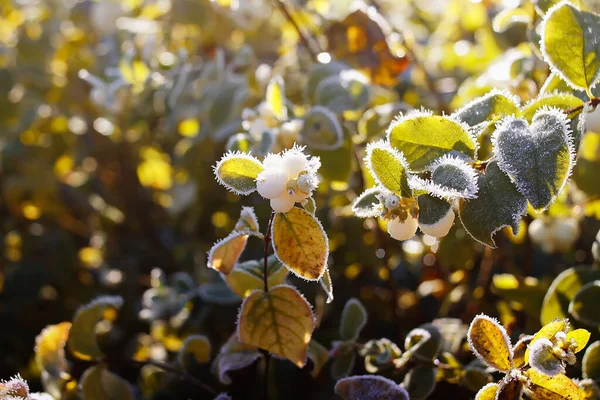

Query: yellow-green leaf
[[566, 329, 591, 353], [238, 285, 315, 367], [387, 112, 476, 171], [582, 341, 600, 380], [207, 231, 252, 275], [266, 76, 287, 120], [35, 322, 71, 376], [272, 207, 328, 281], [234, 206, 260, 232], [68, 296, 123, 361], [467, 314, 513, 372], [569, 280, 600, 326], [526, 369, 582, 400], [475, 382, 498, 400], [214, 152, 264, 195], [364, 140, 411, 197], [178, 335, 211, 365], [223, 256, 288, 298], [319, 268, 334, 304], [307, 339, 330, 378], [541, 2, 600, 92], [492, 8, 531, 33], [81, 364, 135, 400], [525, 319, 567, 364]]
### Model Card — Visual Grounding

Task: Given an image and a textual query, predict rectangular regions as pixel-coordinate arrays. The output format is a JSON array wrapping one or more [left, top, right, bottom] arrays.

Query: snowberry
[[418, 209, 455, 238], [282, 150, 308, 178], [528, 219, 550, 245], [387, 214, 418, 241], [552, 217, 580, 252], [256, 168, 288, 199], [270, 192, 296, 213]]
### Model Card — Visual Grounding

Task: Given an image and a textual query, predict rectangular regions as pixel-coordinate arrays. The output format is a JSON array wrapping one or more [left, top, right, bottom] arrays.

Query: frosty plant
[[467, 315, 591, 400], [211, 144, 331, 369], [351, 0, 600, 247]]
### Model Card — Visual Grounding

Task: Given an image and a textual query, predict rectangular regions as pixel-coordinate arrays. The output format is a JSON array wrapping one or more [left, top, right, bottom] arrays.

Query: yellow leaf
[[266, 76, 287, 120], [237, 285, 315, 367], [223, 257, 288, 298], [207, 231, 254, 275], [179, 335, 211, 364], [467, 314, 513, 371], [525, 319, 568, 364], [526, 370, 582, 400], [272, 207, 329, 281], [35, 322, 71, 375], [475, 382, 498, 400], [512, 335, 533, 368], [566, 329, 591, 353]]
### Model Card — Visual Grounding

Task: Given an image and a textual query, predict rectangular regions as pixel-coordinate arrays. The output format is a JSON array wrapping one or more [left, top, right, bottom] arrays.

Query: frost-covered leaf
[[300, 106, 344, 150], [68, 296, 123, 361], [301, 197, 317, 215], [178, 335, 211, 367], [214, 152, 264, 195], [453, 89, 520, 129], [513, 336, 533, 369], [541, 266, 600, 325], [207, 231, 252, 275], [331, 348, 356, 379], [340, 298, 368, 341], [266, 76, 287, 120], [462, 367, 492, 393], [493, 109, 574, 211], [315, 70, 370, 113], [525, 319, 568, 364], [272, 207, 328, 281], [458, 161, 527, 247], [234, 206, 259, 232], [492, 8, 531, 32], [237, 285, 315, 367], [211, 334, 262, 385], [583, 341, 600, 380], [417, 195, 452, 226], [536, 0, 582, 14], [387, 111, 477, 171], [409, 155, 478, 200], [364, 141, 411, 197], [541, 1, 600, 92], [566, 329, 591, 353], [226, 133, 252, 153], [312, 125, 353, 184], [319, 268, 334, 304], [497, 377, 524, 400], [223, 256, 288, 298], [525, 369, 582, 400], [475, 382, 499, 400], [467, 314, 513, 372], [307, 339, 329, 378], [403, 365, 436, 400], [404, 323, 442, 361], [198, 281, 241, 305], [570, 280, 600, 326], [81, 364, 135, 400], [352, 187, 383, 218], [529, 338, 565, 376], [35, 322, 70, 378], [335, 375, 409, 400]]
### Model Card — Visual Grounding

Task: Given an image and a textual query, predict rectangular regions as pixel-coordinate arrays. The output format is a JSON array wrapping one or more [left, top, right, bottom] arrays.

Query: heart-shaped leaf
[[272, 207, 329, 281], [493, 109, 574, 211], [237, 285, 315, 367], [541, 1, 600, 92], [458, 161, 527, 247]]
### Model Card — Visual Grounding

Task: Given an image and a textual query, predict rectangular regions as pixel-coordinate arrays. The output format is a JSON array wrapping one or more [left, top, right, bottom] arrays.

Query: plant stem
[[264, 212, 275, 293], [564, 97, 600, 116], [118, 358, 216, 396], [272, 0, 320, 62]]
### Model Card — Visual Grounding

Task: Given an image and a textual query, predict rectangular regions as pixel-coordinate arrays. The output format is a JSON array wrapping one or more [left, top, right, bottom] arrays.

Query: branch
[[263, 212, 275, 292], [564, 97, 600, 116], [272, 0, 320, 62]]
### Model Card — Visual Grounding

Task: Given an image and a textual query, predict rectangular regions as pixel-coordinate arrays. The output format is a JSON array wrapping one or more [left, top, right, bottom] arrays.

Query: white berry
[[418, 209, 455, 238], [270, 192, 296, 213], [282, 150, 308, 178], [256, 168, 288, 199], [528, 219, 550, 245], [387, 214, 418, 241]]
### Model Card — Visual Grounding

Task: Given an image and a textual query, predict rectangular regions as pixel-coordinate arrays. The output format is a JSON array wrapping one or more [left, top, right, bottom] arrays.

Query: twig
[[564, 97, 600, 116], [272, 0, 320, 62], [263, 212, 275, 292], [118, 358, 216, 396]]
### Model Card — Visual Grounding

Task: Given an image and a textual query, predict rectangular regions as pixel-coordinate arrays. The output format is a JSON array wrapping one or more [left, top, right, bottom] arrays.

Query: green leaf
[[223, 256, 288, 298], [403, 365, 436, 400], [493, 109, 574, 211], [541, 1, 600, 92], [462, 367, 492, 393], [311, 125, 353, 185], [198, 281, 241, 305], [409, 155, 479, 200], [272, 207, 329, 281], [234, 206, 260, 232], [301, 196, 317, 215], [81, 364, 135, 400], [266, 75, 287, 120], [315, 70, 370, 113], [574, 132, 600, 196], [319, 268, 334, 304], [541, 266, 600, 325], [237, 285, 315, 367], [570, 280, 600, 325], [404, 323, 442, 362], [335, 375, 409, 400], [211, 334, 262, 385], [214, 152, 264, 195], [178, 335, 211, 367], [307, 339, 330, 378], [467, 314, 513, 372], [300, 106, 344, 150], [331, 348, 356, 379], [305, 61, 348, 103], [536, 0, 582, 15], [453, 89, 520, 129], [387, 111, 477, 171], [492, 8, 531, 32], [340, 298, 368, 341], [352, 187, 383, 218], [417, 194, 452, 226], [582, 340, 600, 380], [458, 161, 527, 247], [68, 296, 123, 361], [364, 140, 412, 197], [526, 370, 582, 400]]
